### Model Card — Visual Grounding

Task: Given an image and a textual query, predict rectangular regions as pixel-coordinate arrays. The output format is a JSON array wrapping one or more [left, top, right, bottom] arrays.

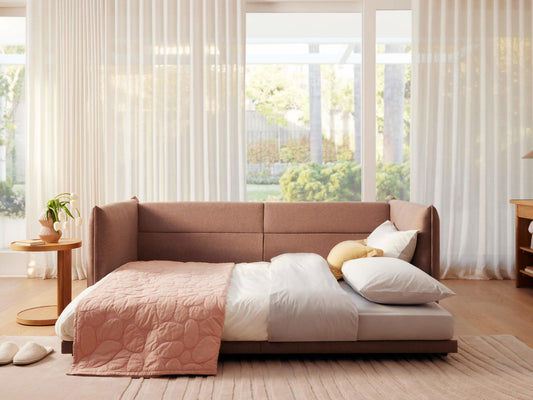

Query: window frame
[[0, 5, 25, 18], [245, 0, 412, 202]]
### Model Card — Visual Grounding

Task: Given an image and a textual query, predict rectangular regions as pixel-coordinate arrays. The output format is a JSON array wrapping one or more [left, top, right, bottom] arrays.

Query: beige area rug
[[0, 335, 532, 400]]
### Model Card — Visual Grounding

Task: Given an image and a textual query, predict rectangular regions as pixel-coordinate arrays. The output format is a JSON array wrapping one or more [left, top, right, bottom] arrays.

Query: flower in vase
[[58, 210, 67, 222], [45, 192, 83, 233]]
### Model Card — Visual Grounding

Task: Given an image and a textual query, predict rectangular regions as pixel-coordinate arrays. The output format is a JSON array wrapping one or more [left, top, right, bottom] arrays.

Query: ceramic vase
[[38, 211, 62, 243]]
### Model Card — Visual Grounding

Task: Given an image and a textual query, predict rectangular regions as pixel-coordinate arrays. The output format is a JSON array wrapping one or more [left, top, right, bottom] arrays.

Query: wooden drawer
[[517, 205, 533, 220]]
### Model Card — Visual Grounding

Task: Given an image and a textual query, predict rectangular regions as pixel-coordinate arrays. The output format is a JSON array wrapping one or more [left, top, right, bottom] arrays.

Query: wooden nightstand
[[509, 200, 533, 288], [9, 239, 82, 325]]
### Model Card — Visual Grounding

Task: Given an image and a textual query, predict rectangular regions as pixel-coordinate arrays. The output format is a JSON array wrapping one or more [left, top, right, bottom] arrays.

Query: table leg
[[57, 249, 72, 315]]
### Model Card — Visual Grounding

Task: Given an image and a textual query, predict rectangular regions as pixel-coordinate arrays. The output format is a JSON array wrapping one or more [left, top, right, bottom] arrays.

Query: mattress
[[339, 281, 454, 340], [56, 261, 454, 342]]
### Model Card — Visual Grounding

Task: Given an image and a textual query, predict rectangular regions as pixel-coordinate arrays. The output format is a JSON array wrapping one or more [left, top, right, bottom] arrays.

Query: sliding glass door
[[246, 12, 362, 202], [245, 0, 411, 202]]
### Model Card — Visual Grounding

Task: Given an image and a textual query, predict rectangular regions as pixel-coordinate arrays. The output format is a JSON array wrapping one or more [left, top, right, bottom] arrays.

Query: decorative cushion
[[342, 257, 455, 304], [327, 240, 383, 280], [367, 220, 418, 262]]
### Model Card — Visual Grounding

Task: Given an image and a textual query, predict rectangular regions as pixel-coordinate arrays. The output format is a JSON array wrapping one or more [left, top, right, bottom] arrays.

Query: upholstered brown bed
[[61, 198, 457, 355]]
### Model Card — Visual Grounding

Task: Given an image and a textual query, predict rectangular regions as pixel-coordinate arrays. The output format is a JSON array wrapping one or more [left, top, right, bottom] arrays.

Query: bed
[[58, 199, 457, 375]]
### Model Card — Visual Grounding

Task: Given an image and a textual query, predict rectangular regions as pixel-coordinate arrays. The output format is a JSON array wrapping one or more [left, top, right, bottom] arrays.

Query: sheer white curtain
[[411, 0, 533, 279], [26, 0, 245, 279], [26, 1, 103, 279], [99, 0, 245, 203]]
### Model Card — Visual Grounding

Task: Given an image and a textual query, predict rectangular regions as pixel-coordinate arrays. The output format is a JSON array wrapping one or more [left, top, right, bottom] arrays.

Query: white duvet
[[56, 254, 359, 342], [56, 261, 272, 342], [268, 253, 359, 341]]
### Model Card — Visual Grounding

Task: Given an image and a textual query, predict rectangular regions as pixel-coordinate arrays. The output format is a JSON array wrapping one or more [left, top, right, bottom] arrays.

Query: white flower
[[70, 199, 79, 209], [75, 217, 83, 227], [53, 221, 61, 231], [58, 211, 67, 221], [70, 193, 79, 201]]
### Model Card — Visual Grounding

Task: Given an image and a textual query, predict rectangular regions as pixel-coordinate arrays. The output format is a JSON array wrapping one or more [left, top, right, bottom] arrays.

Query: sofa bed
[[57, 198, 457, 376]]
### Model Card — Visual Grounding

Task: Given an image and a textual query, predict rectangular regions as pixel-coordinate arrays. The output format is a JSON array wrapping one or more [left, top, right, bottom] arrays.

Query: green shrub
[[280, 138, 310, 164], [280, 161, 361, 201], [247, 140, 279, 164], [247, 135, 358, 166], [323, 137, 354, 163], [0, 180, 25, 218], [246, 168, 285, 185], [279, 160, 409, 202], [376, 161, 410, 201]]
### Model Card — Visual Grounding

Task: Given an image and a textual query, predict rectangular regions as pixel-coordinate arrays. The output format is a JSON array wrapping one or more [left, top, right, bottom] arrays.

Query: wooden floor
[[1, 278, 532, 348], [0, 278, 86, 337], [440, 280, 533, 348]]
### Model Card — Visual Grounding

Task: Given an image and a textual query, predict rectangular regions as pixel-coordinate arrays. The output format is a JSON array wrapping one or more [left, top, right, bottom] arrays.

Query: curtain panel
[[411, 0, 533, 279], [26, 0, 246, 279]]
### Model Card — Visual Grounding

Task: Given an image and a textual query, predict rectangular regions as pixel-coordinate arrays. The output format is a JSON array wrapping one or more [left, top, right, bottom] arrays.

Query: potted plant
[[38, 193, 83, 243]]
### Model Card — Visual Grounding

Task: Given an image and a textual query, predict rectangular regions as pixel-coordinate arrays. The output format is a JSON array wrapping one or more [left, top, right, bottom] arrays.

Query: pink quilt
[[69, 261, 234, 377]]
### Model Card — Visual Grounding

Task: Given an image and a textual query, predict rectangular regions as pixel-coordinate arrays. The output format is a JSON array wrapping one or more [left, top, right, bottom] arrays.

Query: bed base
[[61, 339, 457, 356]]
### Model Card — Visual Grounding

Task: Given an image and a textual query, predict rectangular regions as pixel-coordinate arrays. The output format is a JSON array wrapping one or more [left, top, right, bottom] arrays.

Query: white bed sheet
[[222, 262, 270, 341], [55, 262, 271, 342]]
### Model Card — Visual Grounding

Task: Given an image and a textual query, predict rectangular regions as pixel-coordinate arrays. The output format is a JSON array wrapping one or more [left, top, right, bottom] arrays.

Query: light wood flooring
[[0, 278, 86, 337], [1, 278, 532, 348]]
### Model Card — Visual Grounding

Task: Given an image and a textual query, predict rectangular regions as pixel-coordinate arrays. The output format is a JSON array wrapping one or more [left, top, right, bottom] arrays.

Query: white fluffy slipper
[[13, 342, 54, 366], [0, 342, 19, 365]]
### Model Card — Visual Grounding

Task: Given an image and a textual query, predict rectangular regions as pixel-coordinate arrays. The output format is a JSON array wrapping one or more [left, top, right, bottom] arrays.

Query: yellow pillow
[[327, 240, 383, 280]]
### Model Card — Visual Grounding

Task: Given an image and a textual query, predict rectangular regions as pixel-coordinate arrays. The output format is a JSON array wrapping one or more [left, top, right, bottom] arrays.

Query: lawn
[[246, 184, 282, 202]]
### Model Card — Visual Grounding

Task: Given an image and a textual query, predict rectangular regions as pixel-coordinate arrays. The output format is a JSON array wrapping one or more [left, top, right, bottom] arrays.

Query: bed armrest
[[389, 200, 440, 279], [87, 198, 139, 286]]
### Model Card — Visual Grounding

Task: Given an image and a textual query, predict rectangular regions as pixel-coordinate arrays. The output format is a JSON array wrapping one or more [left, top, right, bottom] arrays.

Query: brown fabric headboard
[[88, 199, 440, 285], [137, 202, 264, 264], [87, 198, 139, 286], [263, 202, 390, 261], [389, 199, 440, 279]]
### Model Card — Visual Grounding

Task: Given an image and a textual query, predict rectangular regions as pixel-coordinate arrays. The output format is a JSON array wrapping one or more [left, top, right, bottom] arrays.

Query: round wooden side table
[[10, 239, 82, 326]]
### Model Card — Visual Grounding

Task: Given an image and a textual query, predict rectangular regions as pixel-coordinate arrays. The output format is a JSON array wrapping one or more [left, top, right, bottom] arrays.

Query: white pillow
[[342, 257, 455, 304], [367, 220, 418, 262]]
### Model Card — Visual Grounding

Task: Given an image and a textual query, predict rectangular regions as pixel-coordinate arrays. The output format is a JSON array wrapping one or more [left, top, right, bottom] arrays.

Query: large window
[[0, 16, 25, 252], [246, 13, 362, 202], [245, 3, 411, 202]]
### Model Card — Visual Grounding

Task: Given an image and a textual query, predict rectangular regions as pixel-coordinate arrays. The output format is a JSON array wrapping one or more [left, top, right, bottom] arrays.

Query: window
[[246, 13, 362, 202], [245, 2, 412, 202], [0, 16, 25, 255]]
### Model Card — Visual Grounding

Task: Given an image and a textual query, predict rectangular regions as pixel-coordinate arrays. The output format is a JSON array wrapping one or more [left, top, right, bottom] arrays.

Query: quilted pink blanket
[[69, 261, 234, 377]]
